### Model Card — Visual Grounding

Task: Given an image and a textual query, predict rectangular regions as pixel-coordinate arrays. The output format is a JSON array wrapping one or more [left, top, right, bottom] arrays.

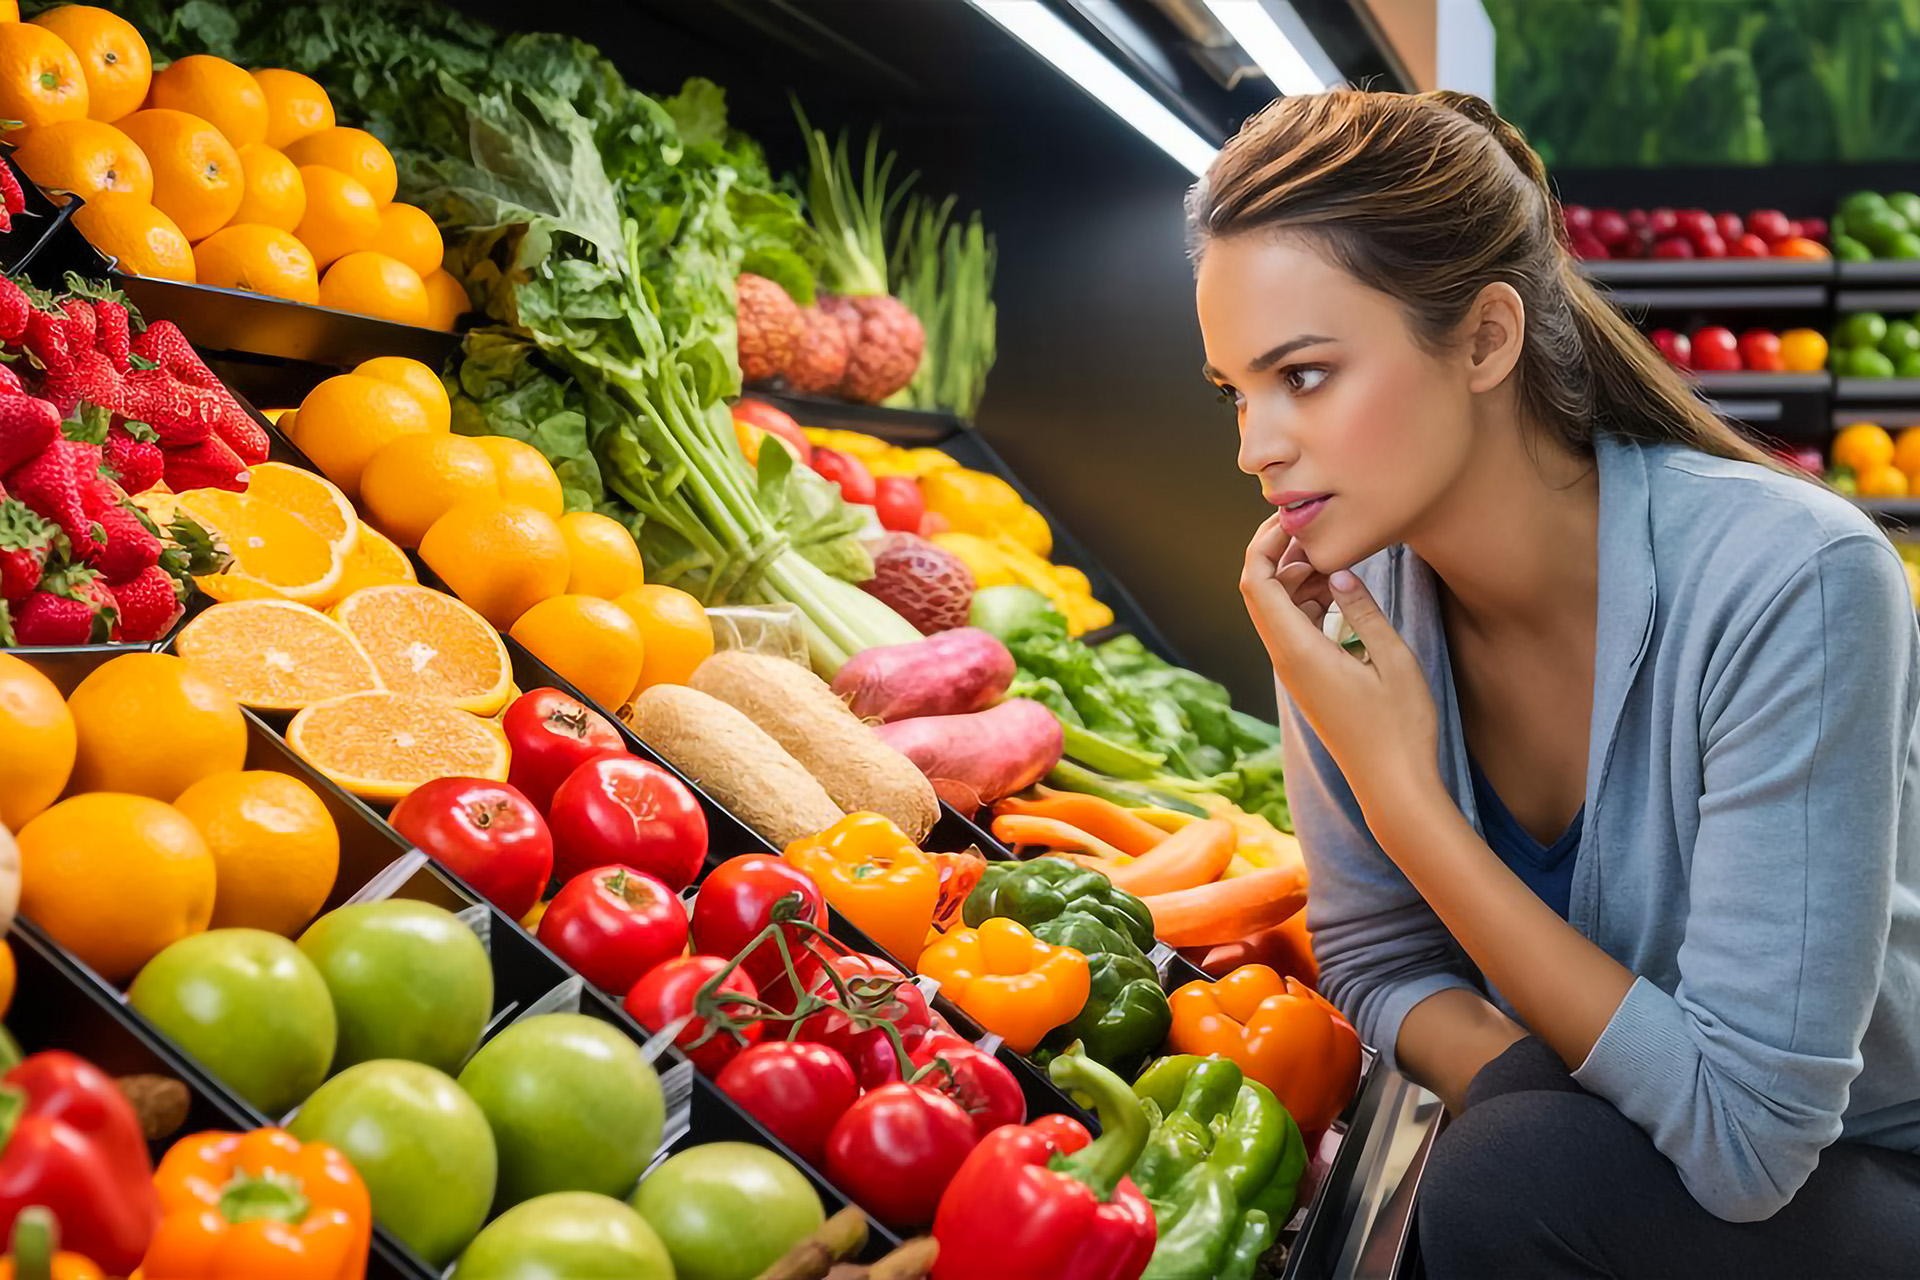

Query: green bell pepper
[[1027, 911, 1173, 1077], [1130, 1055, 1306, 1279], [965, 858, 1157, 953]]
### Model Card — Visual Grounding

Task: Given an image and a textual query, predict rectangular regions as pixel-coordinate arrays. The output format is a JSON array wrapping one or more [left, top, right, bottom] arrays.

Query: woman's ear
[[1464, 282, 1526, 394]]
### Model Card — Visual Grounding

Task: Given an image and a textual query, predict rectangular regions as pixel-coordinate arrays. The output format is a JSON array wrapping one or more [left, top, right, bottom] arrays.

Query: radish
[[874, 698, 1064, 811], [832, 628, 1015, 724]]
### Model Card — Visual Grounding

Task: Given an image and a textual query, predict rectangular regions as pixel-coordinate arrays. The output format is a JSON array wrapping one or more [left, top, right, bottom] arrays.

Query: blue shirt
[[1282, 434, 1920, 1223], [1466, 754, 1583, 920]]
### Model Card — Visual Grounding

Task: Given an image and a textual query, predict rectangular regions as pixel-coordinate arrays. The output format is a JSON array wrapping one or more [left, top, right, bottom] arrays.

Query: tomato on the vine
[[825, 1083, 978, 1229], [799, 954, 931, 1089], [908, 1037, 1026, 1139], [690, 856, 827, 996], [624, 955, 762, 1075], [715, 1041, 859, 1165]]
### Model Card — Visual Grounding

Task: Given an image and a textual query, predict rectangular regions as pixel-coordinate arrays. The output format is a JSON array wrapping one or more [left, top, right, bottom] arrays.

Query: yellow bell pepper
[[922, 469, 1026, 531], [1003, 504, 1053, 556], [784, 813, 940, 965], [917, 918, 1092, 1053], [931, 531, 1017, 587]]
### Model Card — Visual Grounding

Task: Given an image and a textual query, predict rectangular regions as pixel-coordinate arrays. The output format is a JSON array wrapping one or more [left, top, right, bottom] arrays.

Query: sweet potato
[[830, 628, 1016, 724], [875, 698, 1064, 812]]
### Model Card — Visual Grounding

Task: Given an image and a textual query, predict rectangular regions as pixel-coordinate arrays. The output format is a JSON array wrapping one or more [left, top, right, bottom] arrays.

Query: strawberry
[[92, 297, 132, 373], [0, 498, 59, 604], [96, 500, 160, 584], [0, 160, 24, 218], [0, 276, 31, 344], [161, 432, 248, 492], [108, 563, 181, 643], [13, 565, 116, 645], [131, 322, 217, 387], [46, 349, 128, 421], [23, 305, 75, 380], [0, 394, 60, 475], [214, 402, 270, 464], [6, 437, 106, 562], [103, 421, 162, 494], [0, 363, 25, 397], [121, 368, 208, 448], [60, 298, 96, 355]]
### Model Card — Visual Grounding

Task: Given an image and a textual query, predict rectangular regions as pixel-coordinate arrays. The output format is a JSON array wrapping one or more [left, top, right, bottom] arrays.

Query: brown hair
[[1188, 89, 1784, 471]]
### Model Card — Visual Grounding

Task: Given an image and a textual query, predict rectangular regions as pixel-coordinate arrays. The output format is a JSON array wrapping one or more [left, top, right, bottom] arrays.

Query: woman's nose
[[1237, 405, 1297, 477]]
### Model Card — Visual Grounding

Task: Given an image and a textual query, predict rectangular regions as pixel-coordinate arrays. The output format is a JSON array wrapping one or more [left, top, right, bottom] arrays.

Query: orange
[[1897, 428, 1920, 482], [318, 250, 428, 326], [18, 792, 216, 983], [116, 108, 242, 242], [1833, 423, 1896, 477], [354, 356, 450, 432], [418, 497, 570, 630], [1858, 462, 1910, 498], [328, 519, 416, 602], [240, 461, 357, 562], [421, 268, 467, 332], [0, 939, 13, 1020], [510, 594, 646, 712], [291, 373, 435, 499], [0, 2, 19, 23], [291, 165, 378, 269], [66, 652, 247, 801], [0, 23, 88, 134], [174, 599, 383, 712], [284, 125, 395, 204], [173, 770, 339, 937], [472, 436, 563, 519], [369, 202, 442, 277], [11, 117, 150, 202], [0, 653, 75, 831], [70, 191, 192, 279], [192, 223, 318, 304], [1779, 328, 1828, 374], [28, 5, 149, 123], [359, 432, 498, 548], [149, 54, 266, 147], [175, 486, 345, 604], [559, 510, 645, 598], [230, 142, 304, 231], [332, 583, 513, 715], [252, 67, 333, 150], [613, 584, 715, 692], [288, 691, 508, 803]]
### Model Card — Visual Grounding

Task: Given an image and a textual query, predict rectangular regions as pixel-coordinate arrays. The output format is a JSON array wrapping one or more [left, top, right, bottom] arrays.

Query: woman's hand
[[1241, 512, 1442, 822]]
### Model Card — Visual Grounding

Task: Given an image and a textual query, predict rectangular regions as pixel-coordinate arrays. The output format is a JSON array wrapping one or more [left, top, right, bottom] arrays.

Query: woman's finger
[[1244, 520, 1342, 666], [1327, 570, 1413, 674]]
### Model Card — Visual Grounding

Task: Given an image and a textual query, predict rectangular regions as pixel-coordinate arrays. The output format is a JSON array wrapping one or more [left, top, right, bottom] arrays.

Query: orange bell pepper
[[785, 813, 941, 965], [1168, 964, 1361, 1135], [918, 918, 1092, 1053], [142, 1130, 370, 1280]]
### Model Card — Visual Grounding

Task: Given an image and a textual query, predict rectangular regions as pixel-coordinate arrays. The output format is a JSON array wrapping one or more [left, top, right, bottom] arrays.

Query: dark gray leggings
[[1416, 1036, 1920, 1279]]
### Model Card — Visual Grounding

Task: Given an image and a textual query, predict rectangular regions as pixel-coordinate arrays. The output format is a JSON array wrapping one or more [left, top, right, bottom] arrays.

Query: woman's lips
[[1268, 492, 1331, 535]]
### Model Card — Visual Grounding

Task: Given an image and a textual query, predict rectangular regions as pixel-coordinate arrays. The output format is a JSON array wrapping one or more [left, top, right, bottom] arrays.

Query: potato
[[628, 684, 844, 849], [690, 651, 940, 843]]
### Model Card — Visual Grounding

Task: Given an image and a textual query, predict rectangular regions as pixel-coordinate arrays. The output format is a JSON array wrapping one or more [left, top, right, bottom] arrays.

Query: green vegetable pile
[[969, 585, 1288, 830]]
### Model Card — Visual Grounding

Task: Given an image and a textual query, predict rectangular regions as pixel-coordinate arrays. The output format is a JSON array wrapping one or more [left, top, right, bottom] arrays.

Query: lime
[[1836, 235, 1875, 262], [1883, 321, 1920, 359], [1839, 313, 1890, 350], [1854, 349, 1898, 379], [1830, 347, 1857, 376], [1854, 208, 1908, 253], [1890, 192, 1920, 228], [1841, 190, 1893, 226], [1893, 232, 1920, 261], [1900, 352, 1920, 379]]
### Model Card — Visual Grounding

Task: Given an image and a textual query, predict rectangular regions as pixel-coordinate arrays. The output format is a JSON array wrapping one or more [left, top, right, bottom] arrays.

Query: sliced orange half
[[175, 599, 384, 711], [323, 520, 417, 606], [287, 691, 509, 803], [176, 487, 344, 605], [242, 462, 359, 561], [331, 583, 512, 715]]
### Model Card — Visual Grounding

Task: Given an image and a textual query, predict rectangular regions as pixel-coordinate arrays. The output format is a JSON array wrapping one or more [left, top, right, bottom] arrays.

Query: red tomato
[[1559, 203, 1593, 235], [799, 954, 932, 1089], [733, 400, 813, 466], [1692, 230, 1728, 259], [502, 688, 627, 815], [916, 511, 952, 538], [1731, 233, 1771, 258], [716, 1041, 859, 1164], [1027, 1113, 1091, 1154], [1648, 207, 1680, 238], [825, 1083, 979, 1228], [1589, 207, 1629, 247], [1651, 236, 1695, 260], [1691, 326, 1742, 371], [1739, 330, 1785, 372], [390, 777, 554, 920], [625, 955, 762, 1075], [1797, 217, 1829, 244], [810, 448, 876, 506], [1676, 208, 1715, 242], [907, 1038, 1026, 1139], [1748, 209, 1791, 243], [538, 864, 688, 994], [871, 475, 927, 533], [690, 855, 828, 995], [548, 755, 709, 890], [1715, 212, 1744, 243], [1649, 329, 1691, 369]]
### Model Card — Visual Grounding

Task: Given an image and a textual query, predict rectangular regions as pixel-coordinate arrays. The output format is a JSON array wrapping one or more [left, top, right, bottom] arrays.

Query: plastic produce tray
[[0, 145, 80, 283]]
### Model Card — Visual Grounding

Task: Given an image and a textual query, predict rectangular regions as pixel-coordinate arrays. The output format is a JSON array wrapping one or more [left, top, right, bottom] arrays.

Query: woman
[[1196, 90, 1920, 1276]]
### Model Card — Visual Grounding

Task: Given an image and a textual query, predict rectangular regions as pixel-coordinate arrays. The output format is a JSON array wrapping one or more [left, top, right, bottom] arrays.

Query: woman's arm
[[1395, 989, 1527, 1114]]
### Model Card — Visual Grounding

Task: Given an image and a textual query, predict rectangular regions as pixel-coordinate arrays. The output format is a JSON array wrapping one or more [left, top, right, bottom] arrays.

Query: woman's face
[[1196, 232, 1483, 574]]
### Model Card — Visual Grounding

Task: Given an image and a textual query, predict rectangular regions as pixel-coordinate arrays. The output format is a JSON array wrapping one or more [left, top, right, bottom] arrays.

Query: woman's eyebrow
[[1203, 335, 1336, 383]]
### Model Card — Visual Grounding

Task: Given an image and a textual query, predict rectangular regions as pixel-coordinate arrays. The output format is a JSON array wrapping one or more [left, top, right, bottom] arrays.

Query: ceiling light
[[1200, 0, 1330, 96], [967, 0, 1220, 176]]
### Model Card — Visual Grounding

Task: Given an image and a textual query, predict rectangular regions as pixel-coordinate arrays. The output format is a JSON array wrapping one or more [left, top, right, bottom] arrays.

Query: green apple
[[130, 928, 335, 1116], [453, 1192, 675, 1279], [290, 1059, 497, 1267], [298, 900, 494, 1075], [1839, 312, 1889, 351], [458, 1013, 663, 1208], [632, 1143, 826, 1280], [1899, 352, 1920, 379], [1855, 348, 1899, 379]]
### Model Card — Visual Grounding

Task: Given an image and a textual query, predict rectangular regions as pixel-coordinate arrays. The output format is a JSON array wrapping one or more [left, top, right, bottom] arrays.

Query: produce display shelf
[[1692, 372, 1832, 395], [753, 389, 964, 446], [1581, 259, 1836, 286], [1852, 497, 1920, 526], [1836, 289, 1920, 313], [1837, 261, 1920, 286], [1835, 378, 1920, 404], [1595, 284, 1831, 312], [0, 146, 77, 282]]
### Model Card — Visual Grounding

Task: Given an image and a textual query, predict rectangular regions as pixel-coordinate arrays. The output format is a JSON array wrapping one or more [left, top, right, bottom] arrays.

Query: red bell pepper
[[0, 1052, 160, 1276], [931, 1052, 1156, 1280]]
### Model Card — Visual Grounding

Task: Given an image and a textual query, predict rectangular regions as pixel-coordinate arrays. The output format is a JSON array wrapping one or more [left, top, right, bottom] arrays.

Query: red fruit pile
[[1649, 326, 1787, 373], [1563, 205, 1829, 262]]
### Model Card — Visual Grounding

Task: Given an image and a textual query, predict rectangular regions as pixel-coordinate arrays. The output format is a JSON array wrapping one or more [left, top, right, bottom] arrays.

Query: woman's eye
[[1284, 366, 1329, 394], [1215, 385, 1244, 409]]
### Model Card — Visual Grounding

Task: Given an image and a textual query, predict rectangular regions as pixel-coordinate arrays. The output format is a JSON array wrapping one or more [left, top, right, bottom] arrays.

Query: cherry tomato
[[908, 1038, 1026, 1139], [1691, 326, 1742, 372], [716, 1041, 859, 1164], [1748, 208, 1791, 243], [810, 448, 876, 506], [799, 954, 931, 1089], [733, 400, 812, 465], [1739, 329, 1785, 373], [390, 777, 554, 920], [825, 1083, 979, 1228], [690, 855, 827, 995], [548, 755, 709, 890], [501, 688, 627, 815], [871, 476, 926, 533], [625, 955, 762, 1075], [538, 864, 688, 994]]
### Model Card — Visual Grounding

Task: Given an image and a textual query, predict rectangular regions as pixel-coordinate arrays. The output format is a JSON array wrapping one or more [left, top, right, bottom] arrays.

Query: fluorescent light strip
[[967, 0, 1219, 176], [1202, 0, 1329, 96]]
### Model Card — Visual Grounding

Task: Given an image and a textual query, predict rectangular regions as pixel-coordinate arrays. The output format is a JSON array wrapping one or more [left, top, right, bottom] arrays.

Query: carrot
[[1098, 819, 1235, 896], [990, 815, 1131, 862], [1142, 865, 1309, 948], [993, 791, 1169, 857]]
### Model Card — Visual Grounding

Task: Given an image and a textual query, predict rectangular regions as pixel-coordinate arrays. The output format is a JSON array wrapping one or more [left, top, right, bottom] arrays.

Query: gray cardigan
[[1283, 433, 1920, 1222]]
